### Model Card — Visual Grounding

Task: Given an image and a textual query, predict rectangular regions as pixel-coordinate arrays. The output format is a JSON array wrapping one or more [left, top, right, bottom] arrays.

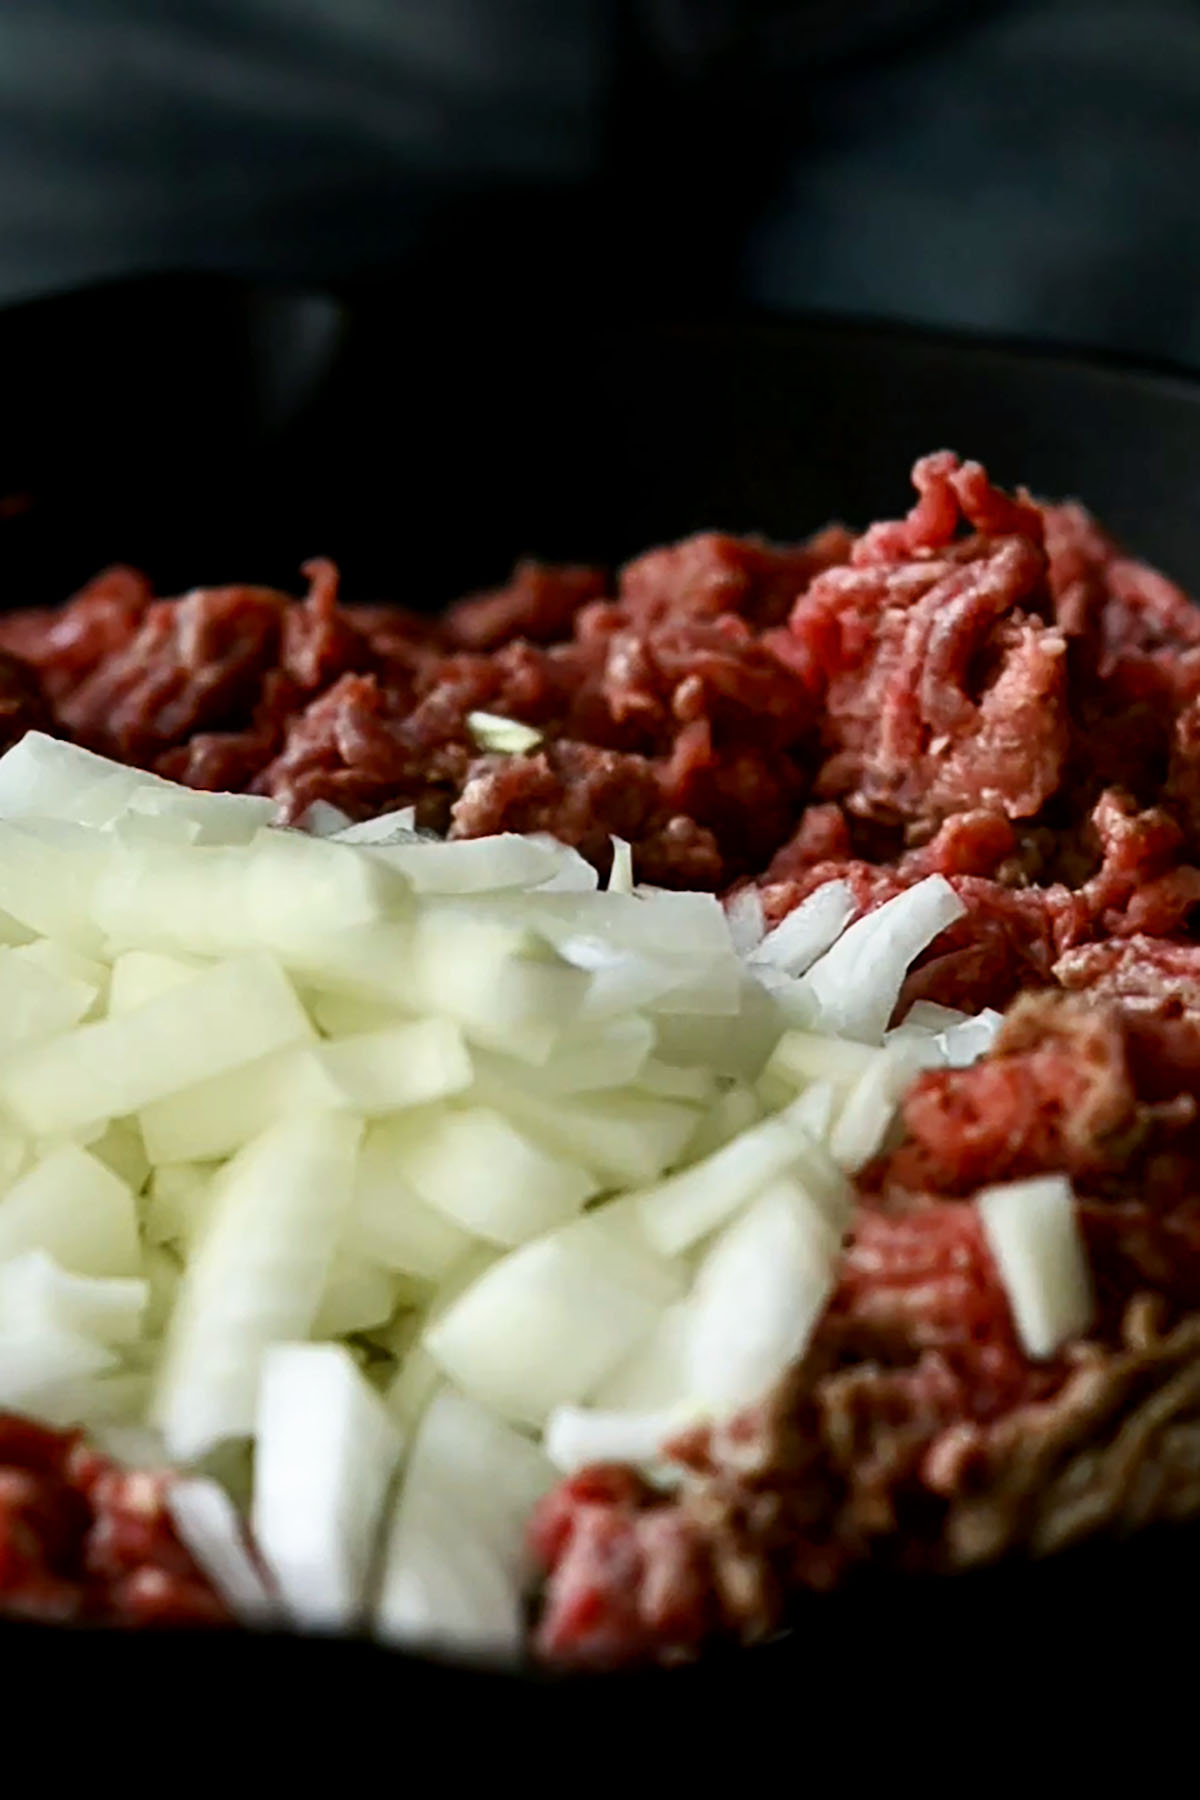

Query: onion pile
[[0, 730, 1087, 1655]]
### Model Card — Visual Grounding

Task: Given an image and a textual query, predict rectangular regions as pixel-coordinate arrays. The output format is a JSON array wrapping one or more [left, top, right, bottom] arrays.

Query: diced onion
[[639, 1095, 849, 1257], [608, 837, 634, 896], [374, 1387, 551, 1656], [0, 1144, 140, 1276], [370, 832, 560, 894], [397, 1106, 598, 1246], [686, 1178, 838, 1410], [0, 1250, 146, 1343], [0, 946, 98, 1053], [799, 876, 965, 1043], [544, 1404, 688, 1474], [424, 1215, 681, 1426], [748, 879, 856, 978], [168, 1477, 279, 1625], [139, 1045, 342, 1165], [829, 1040, 936, 1172], [724, 885, 766, 955], [315, 1018, 473, 1115], [153, 1113, 361, 1459], [299, 801, 353, 837], [977, 1175, 1095, 1358], [465, 712, 543, 755], [333, 806, 419, 845], [253, 1342, 403, 1633], [0, 952, 313, 1136]]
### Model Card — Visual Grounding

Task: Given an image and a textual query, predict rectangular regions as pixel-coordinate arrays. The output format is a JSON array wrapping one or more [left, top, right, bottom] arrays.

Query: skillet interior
[[2, 275, 1199, 1719]]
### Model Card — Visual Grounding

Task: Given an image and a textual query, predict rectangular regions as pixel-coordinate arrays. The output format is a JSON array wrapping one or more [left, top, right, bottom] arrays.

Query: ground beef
[[0, 648, 49, 753], [0, 1414, 228, 1627]]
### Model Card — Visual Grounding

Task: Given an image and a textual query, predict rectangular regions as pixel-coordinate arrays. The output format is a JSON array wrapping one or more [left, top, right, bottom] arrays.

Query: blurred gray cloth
[[0, 0, 1198, 367], [0, 0, 610, 297], [746, 0, 1200, 366]]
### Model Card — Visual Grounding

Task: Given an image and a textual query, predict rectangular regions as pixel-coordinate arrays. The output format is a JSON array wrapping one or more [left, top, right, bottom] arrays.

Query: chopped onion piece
[[977, 1176, 1094, 1358], [0, 1250, 146, 1344], [524, 836, 599, 894], [253, 1343, 403, 1633], [397, 1106, 597, 1246], [89, 1118, 151, 1194], [374, 1387, 551, 1655], [0, 1326, 118, 1405], [465, 711, 543, 755], [168, 1477, 279, 1625], [544, 1404, 690, 1473], [0, 951, 313, 1137], [608, 837, 634, 896], [0, 906, 32, 947], [31, 1368, 150, 1429], [111, 809, 201, 848], [651, 972, 781, 1075], [901, 1000, 971, 1032], [639, 1094, 848, 1257], [106, 949, 204, 1015], [307, 990, 401, 1038], [724, 885, 766, 955], [143, 1243, 183, 1336], [129, 787, 279, 845], [749, 879, 856, 978], [370, 832, 562, 894], [299, 800, 353, 837], [409, 909, 589, 1061], [0, 733, 272, 838], [468, 1061, 700, 1187], [351, 1119, 476, 1281], [314, 1017, 473, 1115], [593, 1301, 695, 1412], [501, 1014, 655, 1095], [687, 1178, 838, 1411], [312, 1255, 397, 1339], [0, 733, 151, 821], [140, 1045, 342, 1166], [333, 806, 419, 845], [13, 935, 108, 999], [0, 1123, 29, 1188], [154, 1112, 361, 1459], [761, 1029, 882, 1100], [0, 947, 98, 1053], [91, 1422, 167, 1465], [92, 831, 408, 962], [830, 1039, 940, 1171], [425, 1215, 680, 1426], [799, 876, 965, 1043], [144, 1163, 214, 1250], [939, 1007, 1004, 1068], [566, 941, 693, 1020], [0, 1144, 140, 1276], [385, 1345, 444, 1434], [787, 1079, 837, 1144], [633, 1059, 718, 1105], [0, 819, 110, 949], [682, 1082, 761, 1163]]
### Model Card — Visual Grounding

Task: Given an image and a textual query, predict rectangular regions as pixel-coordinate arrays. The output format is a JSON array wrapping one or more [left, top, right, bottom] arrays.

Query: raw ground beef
[[0, 1414, 227, 1627], [7, 451, 1200, 1658]]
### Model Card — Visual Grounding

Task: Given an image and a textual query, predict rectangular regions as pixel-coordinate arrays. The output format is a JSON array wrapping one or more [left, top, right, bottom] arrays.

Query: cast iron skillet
[[1, 276, 1198, 1746]]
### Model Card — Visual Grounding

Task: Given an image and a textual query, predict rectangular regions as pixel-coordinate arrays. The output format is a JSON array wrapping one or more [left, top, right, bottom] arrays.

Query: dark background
[[0, 1, 1197, 365]]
